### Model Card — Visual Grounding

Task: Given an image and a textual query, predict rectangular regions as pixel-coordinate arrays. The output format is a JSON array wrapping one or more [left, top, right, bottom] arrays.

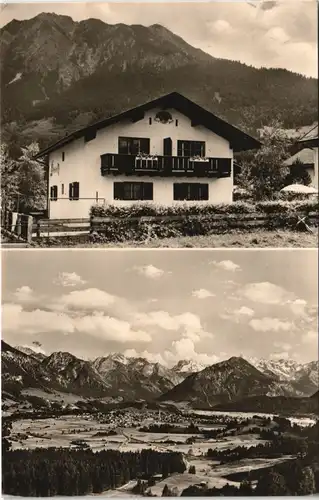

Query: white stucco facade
[[47, 107, 234, 219]]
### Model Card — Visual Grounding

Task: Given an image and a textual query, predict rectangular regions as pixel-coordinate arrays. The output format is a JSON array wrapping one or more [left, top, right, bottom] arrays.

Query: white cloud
[[165, 337, 221, 367], [249, 317, 292, 332], [241, 282, 293, 304], [288, 299, 307, 316], [74, 313, 151, 343], [192, 289, 215, 299], [3, 302, 150, 344], [273, 341, 292, 351], [2, 303, 75, 335], [270, 351, 290, 360], [211, 260, 241, 272], [209, 19, 233, 34], [56, 288, 116, 311], [302, 330, 318, 344], [124, 348, 167, 365], [54, 272, 86, 287], [234, 306, 255, 317], [134, 265, 165, 279], [134, 310, 202, 333], [14, 286, 33, 301]]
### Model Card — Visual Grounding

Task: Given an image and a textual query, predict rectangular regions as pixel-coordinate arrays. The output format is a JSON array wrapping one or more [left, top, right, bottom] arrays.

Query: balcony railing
[[101, 154, 231, 178]]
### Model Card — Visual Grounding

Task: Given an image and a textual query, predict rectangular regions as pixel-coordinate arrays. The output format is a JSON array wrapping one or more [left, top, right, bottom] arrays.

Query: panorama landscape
[[2, 249, 319, 496]]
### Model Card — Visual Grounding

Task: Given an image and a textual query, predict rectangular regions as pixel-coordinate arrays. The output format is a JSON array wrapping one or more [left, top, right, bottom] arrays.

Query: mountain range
[[1, 12, 317, 154], [2, 341, 318, 414]]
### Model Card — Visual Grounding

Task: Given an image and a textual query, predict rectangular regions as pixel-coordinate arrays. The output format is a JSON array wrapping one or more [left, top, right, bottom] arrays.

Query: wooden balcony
[[101, 154, 231, 178]]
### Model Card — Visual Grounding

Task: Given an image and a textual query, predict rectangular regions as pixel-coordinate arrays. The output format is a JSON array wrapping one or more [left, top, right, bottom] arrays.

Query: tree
[[0, 143, 19, 211], [15, 142, 47, 212], [256, 470, 289, 495], [236, 121, 291, 201], [188, 465, 196, 474], [296, 466, 316, 495], [284, 159, 312, 186]]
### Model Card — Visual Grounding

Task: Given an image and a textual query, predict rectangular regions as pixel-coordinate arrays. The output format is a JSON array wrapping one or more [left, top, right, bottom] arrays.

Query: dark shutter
[[140, 138, 150, 154], [143, 182, 153, 201], [50, 186, 58, 201], [174, 183, 183, 201], [73, 182, 79, 200], [218, 158, 231, 177], [200, 184, 209, 201], [163, 137, 172, 156], [114, 182, 124, 200], [69, 183, 73, 200]]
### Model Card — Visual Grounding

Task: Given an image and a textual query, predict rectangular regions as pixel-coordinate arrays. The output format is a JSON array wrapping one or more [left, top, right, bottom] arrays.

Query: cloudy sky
[[2, 249, 317, 366], [0, 1, 317, 77]]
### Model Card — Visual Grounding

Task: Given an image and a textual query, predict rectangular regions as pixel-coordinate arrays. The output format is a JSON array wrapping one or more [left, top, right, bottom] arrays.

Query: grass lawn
[[68, 229, 318, 248]]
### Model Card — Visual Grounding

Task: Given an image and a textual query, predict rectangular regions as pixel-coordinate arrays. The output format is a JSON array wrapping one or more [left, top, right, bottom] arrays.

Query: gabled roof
[[35, 92, 261, 158], [284, 148, 315, 167]]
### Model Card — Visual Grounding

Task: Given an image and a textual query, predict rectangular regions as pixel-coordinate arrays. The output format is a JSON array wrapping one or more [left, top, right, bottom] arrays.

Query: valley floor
[[5, 408, 314, 497]]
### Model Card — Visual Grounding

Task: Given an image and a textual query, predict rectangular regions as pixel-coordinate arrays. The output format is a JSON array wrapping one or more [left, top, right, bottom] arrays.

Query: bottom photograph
[[2, 249, 318, 497]]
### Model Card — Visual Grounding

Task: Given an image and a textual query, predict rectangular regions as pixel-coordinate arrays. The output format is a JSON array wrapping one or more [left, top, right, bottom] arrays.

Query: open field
[[5, 407, 317, 497]]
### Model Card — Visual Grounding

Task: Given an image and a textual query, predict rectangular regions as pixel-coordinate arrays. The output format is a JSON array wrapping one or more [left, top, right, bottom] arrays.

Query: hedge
[[90, 200, 318, 218], [89, 201, 319, 242]]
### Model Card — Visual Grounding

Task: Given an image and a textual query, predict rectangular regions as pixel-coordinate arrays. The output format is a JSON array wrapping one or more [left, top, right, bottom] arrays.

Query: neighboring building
[[285, 125, 318, 188], [35, 92, 261, 219]]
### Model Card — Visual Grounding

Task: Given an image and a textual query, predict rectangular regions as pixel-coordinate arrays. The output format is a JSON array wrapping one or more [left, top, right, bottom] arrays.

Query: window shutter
[[69, 183, 73, 200], [143, 182, 153, 201], [140, 138, 150, 154], [73, 182, 79, 200], [200, 184, 209, 200], [114, 182, 124, 200], [174, 183, 184, 201], [163, 137, 172, 156]]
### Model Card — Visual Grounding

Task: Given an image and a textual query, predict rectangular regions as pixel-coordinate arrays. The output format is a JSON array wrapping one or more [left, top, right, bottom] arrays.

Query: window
[[61, 184, 64, 195], [149, 117, 152, 125], [62, 152, 65, 161], [69, 182, 80, 200], [114, 182, 153, 201], [50, 185, 58, 201], [173, 183, 209, 201], [175, 119, 179, 127], [118, 137, 150, 155], [177, 140, 205, 157]]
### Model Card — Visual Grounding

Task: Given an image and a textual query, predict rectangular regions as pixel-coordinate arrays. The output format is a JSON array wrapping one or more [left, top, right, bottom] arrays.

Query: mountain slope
[[159, 357, 275, 406], [93, 354, 183, 400], [213, 393, 319, 415], [1, 12, 317, 150]]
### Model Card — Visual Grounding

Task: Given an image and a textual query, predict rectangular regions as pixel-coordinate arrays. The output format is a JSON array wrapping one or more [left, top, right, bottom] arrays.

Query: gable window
[[118, 137, 150, 155], [177, 140, 205, 157], [114, 182, 153, 201], [69, 182, 80, 200], [62, 152, 65, 161], [50, 185, 58, 201], [173, 183, 209, 201], [61, 184, 64, 195]]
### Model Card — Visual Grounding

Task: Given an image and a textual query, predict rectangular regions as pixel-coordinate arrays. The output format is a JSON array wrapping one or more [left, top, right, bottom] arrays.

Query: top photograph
[[1, 1, 318, 249]]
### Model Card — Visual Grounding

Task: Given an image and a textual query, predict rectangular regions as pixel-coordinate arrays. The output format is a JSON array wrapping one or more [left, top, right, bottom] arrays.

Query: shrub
[[89, 200, 318, 242]]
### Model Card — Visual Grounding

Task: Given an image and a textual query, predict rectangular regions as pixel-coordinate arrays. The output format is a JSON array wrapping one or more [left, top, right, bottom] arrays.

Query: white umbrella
[[281, 184, 318, 194]]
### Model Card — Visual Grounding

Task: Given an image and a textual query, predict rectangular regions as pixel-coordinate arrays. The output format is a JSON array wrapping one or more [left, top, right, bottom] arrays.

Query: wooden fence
[[1, 209, 34, 243], [90, 210, 319, 240], [32, 218, 90, 238]]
